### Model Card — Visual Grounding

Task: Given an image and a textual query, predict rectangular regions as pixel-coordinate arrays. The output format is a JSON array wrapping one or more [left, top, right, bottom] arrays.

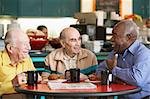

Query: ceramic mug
[[65, 68, 80, 83], [101, 70, 110, 85], [27, 71, 38, 86]]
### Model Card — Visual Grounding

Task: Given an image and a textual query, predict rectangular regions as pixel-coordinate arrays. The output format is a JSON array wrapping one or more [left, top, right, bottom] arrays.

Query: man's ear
[[126, 34, 132, 40], [60, 40, 65, 48], [6, 44, 13, 53]]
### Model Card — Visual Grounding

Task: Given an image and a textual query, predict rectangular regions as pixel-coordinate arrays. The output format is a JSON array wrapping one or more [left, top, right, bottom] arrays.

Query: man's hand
[[88, 73, 100, 81], [12, 75, 19, 87], [12, 73, 27, 87], [106, 54, 117, 71]]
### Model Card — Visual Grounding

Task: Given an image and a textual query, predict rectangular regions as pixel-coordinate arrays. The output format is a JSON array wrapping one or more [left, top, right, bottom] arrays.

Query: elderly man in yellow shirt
[[0, 28, 37, 99]]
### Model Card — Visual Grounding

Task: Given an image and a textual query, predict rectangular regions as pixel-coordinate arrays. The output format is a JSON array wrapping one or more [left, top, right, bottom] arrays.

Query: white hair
[[4, 28, 24, 46]]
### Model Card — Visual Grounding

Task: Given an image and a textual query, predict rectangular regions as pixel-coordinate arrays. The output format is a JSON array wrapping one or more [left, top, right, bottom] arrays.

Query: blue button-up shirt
[[96, 40, 150, 99]]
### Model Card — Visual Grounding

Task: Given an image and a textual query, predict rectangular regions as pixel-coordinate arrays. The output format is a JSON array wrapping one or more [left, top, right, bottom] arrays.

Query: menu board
[[96, 0, 119, 13]]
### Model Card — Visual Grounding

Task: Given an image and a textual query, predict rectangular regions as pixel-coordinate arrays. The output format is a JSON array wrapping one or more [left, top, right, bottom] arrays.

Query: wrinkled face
[[11, 34, 31, 62], [62, 31, 81, 56], [146, 20, 150, 28], [111, 24, 129, 54]]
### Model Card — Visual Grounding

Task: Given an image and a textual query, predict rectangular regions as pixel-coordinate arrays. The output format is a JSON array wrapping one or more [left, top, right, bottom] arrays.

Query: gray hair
[[4, 28, 22, 46], [116, 20, 139, 39], [59, 30, 66, 40]]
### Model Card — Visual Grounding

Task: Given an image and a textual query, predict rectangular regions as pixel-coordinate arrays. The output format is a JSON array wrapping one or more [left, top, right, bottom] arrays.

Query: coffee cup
[[65, 68, 80, 83], [101, 70, 110, 85], [27, 71, 38, 86]]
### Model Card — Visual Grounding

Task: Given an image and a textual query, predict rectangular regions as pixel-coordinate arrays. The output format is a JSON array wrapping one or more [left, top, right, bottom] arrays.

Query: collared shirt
[[44, 48, 98, 80], [0, 50, 36, 95], [45, 48, 98, 74], [63, 53, 77, 70], [96, 40, 150, 99]]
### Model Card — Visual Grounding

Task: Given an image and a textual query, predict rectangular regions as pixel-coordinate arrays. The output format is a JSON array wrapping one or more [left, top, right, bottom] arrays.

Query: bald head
[[60, 27, 80, 41], [59, 27, 81, 57], [111, 20, 139, 53], [114, 20, 138, 39]]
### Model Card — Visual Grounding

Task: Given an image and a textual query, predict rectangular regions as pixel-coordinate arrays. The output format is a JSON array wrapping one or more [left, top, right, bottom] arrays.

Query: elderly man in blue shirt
[[96, 20, 150, 99]]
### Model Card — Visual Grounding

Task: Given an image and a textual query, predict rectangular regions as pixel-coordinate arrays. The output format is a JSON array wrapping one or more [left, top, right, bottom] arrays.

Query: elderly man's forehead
[[64, 28, 80, 37], [113, 23, 125, 32], [9, 29, 28, 41], [8, 29, 25, 36], [64, 28, 78, 33]]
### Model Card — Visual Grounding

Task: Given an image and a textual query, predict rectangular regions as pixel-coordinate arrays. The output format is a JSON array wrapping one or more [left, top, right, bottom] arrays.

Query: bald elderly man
[[96, 20, 150, 99], [0, 28, 37, 99], [42, 27, 98, 80]]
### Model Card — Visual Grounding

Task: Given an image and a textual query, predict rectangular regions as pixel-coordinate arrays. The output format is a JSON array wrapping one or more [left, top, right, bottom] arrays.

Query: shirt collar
[[2, 49, 12, 66], [2, 49, 26, 66], [63, 52, 77, 60], [54, 48, 88, 61], [123, 40, 140, 57]]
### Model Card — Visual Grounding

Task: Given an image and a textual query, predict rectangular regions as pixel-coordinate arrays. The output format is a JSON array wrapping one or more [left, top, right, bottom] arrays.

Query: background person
[[145, 18, 150, 42], [145, 18, 150, 28], [0, 28, 38, 99], [37, 25, 62, 50], [96, 20, 150, 99], [37, 25, 48, 36], [37, 25, 59, 51], [42, 27, 98, 80]]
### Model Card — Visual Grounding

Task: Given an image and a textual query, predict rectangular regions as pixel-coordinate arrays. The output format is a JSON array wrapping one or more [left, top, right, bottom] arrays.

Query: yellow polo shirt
[[0, 50, 36, 95]]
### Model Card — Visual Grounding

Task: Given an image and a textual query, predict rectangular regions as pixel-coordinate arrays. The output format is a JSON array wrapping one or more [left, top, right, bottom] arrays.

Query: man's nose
[[26, 43, 31, 50], [76, 40, 81, 46]]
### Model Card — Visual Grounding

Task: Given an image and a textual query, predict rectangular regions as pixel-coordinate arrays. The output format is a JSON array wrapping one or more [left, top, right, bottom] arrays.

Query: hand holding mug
[[106, 54, 117, 71], [12, 73, 27, 87]]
